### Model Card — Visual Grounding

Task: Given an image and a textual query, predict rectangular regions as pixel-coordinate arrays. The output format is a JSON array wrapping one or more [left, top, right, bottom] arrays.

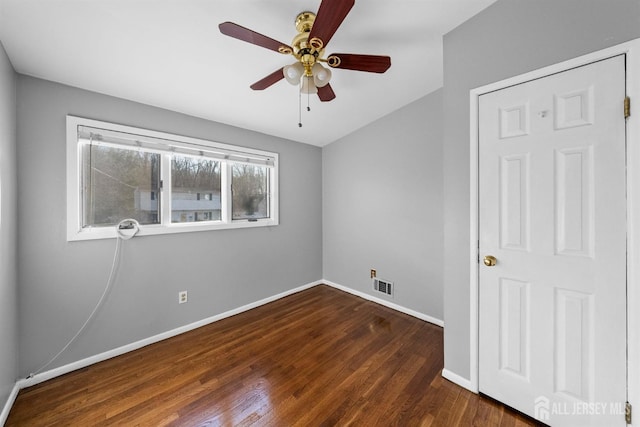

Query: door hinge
[[626, 401, 632, 424], [625, 96, 631, 119]]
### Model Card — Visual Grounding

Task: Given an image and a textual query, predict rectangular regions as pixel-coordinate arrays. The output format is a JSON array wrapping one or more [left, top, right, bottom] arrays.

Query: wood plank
[[6, 285, 540, 426]]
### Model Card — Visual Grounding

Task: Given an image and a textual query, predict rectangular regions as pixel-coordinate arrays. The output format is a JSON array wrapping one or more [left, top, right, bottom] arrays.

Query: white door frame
[[469, 38, 640, 416]]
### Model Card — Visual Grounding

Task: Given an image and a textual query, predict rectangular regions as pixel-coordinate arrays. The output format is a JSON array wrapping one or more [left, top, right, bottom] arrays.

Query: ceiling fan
[[218, 0, 391, 104]]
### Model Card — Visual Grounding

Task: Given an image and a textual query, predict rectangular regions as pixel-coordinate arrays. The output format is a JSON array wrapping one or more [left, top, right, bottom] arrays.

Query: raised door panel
[[554, 288, 594, 402], [499, 278, 530, 380], [554, 147, 594, 257], [500, 155, 530, 251]]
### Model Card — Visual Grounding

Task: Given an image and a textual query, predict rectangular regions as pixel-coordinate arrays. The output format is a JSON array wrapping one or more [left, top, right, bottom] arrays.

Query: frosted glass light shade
[[312, 63, 332, 87], [283, 62, 304, 85], [301, 76, 317, 94]]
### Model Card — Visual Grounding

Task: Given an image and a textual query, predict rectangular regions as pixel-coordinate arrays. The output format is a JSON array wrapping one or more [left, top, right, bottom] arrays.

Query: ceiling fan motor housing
[[295, 12, 315, 33], [291, 12, 324, 75]]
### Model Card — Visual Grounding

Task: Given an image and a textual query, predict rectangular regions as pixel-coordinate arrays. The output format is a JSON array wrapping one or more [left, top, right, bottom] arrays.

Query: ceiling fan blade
[[250, 68, 285, 90], [307, 0, 355, 49], [327, 53, 391, 73], [219, 22, 293, 54], [317, 84, 336, 102]]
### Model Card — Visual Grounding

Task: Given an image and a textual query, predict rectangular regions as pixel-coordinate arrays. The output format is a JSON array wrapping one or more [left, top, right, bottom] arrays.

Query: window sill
[[67, 219, 279, 241]]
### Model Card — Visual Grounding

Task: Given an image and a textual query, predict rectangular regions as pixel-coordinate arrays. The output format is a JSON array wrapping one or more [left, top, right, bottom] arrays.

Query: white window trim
[[66, 116, 279, 241]]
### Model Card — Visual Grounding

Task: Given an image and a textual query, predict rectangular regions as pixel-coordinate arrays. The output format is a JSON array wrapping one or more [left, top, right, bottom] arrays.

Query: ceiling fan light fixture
[[312, 63, 332, 87], [301, 76, 318, 94], [283, 62, 304, 85]]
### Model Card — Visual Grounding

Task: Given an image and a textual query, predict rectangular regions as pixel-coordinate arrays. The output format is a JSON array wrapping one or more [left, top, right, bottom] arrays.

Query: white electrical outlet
[[179, 291, 188, 304]]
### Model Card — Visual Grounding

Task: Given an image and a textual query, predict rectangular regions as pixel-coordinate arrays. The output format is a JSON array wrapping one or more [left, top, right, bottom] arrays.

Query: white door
[[478, 55, 627, 426]]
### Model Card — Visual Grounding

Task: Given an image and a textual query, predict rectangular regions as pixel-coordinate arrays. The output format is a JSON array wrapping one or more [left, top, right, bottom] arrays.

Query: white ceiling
[[0, 0, 496, 146]]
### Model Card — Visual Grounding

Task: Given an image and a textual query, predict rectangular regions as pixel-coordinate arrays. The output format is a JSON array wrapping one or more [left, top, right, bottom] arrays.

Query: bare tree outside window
[[232, 164, 269, 220]]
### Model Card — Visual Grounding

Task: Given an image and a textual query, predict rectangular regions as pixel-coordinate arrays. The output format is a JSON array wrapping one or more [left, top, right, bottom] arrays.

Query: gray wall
[[443, 0, 640, 380], [0, 42, 18, 408], [323, 90, 444, 320], [16, 76, 322, 376]]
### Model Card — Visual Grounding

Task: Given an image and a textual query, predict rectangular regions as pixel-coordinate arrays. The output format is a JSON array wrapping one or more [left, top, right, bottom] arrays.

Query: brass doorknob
[[483, 255, 497, 267]]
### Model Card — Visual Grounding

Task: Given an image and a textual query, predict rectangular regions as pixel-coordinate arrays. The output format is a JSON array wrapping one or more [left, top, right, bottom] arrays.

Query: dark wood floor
[[7, 285, 538, 426]]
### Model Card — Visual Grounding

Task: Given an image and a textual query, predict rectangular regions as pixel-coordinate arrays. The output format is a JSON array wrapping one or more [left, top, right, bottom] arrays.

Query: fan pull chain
[[298, 82, 303, 127]]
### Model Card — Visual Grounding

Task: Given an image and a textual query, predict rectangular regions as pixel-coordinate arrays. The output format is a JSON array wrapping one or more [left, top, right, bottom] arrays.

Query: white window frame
[[66, 116, 279, 241]]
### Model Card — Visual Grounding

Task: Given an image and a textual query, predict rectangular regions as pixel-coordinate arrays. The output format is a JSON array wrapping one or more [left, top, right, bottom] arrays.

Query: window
[[82, 144, 161, 227], [171, 155, 221, 223], [67, 116, 278, 241], [232, 164, 270, 220]]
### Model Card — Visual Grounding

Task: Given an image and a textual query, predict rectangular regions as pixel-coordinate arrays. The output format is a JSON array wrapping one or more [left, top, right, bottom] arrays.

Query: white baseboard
[[17, 280, 322, 389], [322, 280, 444, 327], [0, 382, 20, 426], [442, 368, 476, 393]]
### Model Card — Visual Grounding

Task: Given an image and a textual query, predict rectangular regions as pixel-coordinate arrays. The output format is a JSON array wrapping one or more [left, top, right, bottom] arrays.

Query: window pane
[[171, 155, 221, 223], [82, 145, 161, 227], [232, 164, 269, 220]]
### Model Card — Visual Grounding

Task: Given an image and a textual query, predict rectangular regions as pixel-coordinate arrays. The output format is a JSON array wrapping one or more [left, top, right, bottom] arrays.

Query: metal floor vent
[[373, 278, 393, 296]]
